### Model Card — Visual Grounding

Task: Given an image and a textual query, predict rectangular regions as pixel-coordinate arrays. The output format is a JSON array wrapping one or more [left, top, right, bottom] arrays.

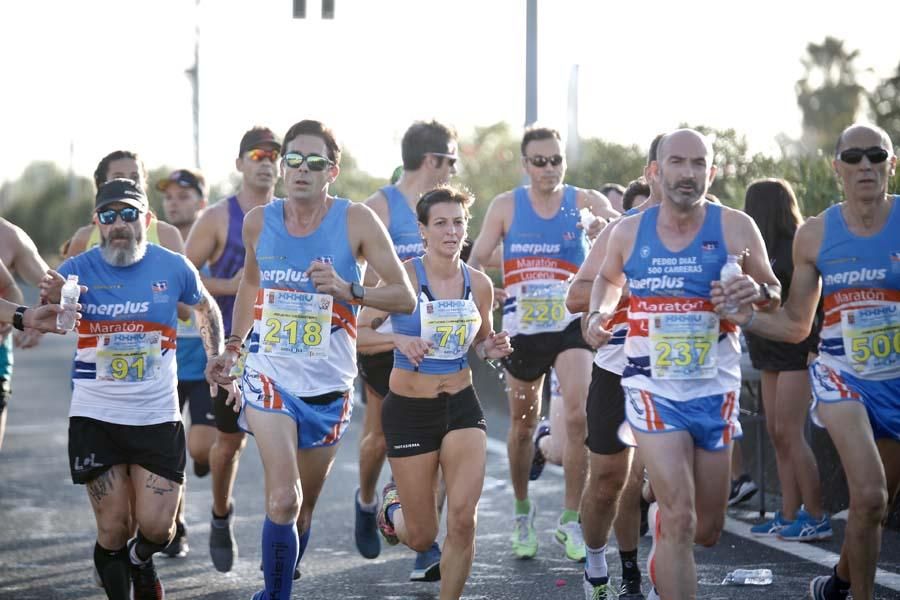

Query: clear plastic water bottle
[[57, 275, 80, 330], [579, 207, 597, 230], [719, 254, 743, 314], [722, 568, 773, 585]]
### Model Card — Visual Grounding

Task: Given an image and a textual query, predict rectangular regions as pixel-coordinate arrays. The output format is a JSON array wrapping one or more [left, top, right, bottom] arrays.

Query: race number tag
[[260, 289, 332, 358], [518, 282, 568, 334], [648, 312, 718, 379], [96, 331, 162, 382], [420, 299, 481, 360], [177, 315, 200, 339], [841, 304, 900, 378]]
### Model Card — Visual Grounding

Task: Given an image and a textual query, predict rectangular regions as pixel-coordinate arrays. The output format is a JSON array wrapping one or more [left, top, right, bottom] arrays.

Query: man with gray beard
[[44, 178, 224, 600]]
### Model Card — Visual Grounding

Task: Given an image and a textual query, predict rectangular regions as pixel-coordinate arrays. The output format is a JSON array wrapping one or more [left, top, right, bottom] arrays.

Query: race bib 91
[[648, 312, 718, 380], [841, 304, 900, 378], [518, 282, 569, 334], [260, 289, 332, 358], [420, 298, 481, 360], [96, 331, 162, 382]]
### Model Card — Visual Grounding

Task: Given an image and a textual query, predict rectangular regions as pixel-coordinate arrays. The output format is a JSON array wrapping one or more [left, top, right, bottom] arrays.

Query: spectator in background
[[621, 178, 650, 212], [600, 183, 626, 213], [743, 179, 831, 542]]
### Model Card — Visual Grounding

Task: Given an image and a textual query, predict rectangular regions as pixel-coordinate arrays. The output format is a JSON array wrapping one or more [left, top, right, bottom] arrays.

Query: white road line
[[487, 434, 900, 592], [724, 517, 900, 592]]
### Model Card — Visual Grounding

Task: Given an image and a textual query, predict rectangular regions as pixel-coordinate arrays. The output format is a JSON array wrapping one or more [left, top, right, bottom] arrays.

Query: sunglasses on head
[[282, 152, 334, 172], [246, 148, 280, 162], [427, 152, 458, 168], [838, 146, 890, 165], [525, 154, 564, 168], [97, 207, 140, 225]]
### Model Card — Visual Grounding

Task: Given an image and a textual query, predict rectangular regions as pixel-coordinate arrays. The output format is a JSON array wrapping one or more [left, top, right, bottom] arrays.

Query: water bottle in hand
[[719, 254, 742, 314], [722, 568, 773, 585], [57, 275, 80, 331], [579, 207, 597, 230]]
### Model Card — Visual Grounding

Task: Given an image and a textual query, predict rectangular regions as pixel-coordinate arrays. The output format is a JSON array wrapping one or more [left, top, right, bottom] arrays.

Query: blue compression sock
[[297, 526, 310, 563], [262, 516, 299, 600]]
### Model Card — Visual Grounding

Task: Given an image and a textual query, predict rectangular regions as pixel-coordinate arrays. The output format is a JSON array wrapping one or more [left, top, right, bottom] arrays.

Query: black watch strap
[[351, 282, 365, 302], [12, 306, 27, 331]]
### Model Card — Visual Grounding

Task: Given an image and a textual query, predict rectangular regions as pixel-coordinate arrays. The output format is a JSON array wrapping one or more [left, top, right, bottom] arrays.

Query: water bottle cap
[[67, 274, 79, 283]]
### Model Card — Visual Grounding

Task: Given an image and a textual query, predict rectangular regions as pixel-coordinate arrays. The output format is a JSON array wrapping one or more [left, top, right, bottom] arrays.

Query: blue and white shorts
[[620, 387, 742, 451]]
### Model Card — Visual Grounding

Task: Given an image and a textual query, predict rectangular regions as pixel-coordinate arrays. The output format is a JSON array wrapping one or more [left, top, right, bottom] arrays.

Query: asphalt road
[[1, 334, 899, 599]]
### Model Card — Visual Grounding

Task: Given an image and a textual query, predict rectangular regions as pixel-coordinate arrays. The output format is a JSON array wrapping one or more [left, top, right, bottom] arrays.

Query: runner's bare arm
[[192, 287, 224, 359], [591, 219, 631, 314], [349, 203, 415, 314], [567, 219, 618, 313], [228, 207, 264, 342], [157, 222, 185, 254], [63, 225, 93, 259], [470, 267, 513, 360], [717, 218, 823, 344], [720, 209, 782, 310], [185, 203, 239, 296], [467, 193, 511, 271], [0, 219, 50, 286]]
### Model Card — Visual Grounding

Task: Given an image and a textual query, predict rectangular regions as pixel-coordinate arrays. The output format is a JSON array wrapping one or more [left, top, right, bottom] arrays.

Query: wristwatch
[[350, 282, 365, 303], [755, 282, 773, 307], [12, 306, 27, 331]]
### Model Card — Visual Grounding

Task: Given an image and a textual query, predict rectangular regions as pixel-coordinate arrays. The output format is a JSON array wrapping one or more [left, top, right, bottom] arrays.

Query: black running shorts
[[68, 417, 186, 484], [177, 380, 217, 427], [213, 385, 242, 434], [382, 386, 486, 458], [585, 364, 628, 455], [358, 350, 393, 400], [501, 318, 593, 382]]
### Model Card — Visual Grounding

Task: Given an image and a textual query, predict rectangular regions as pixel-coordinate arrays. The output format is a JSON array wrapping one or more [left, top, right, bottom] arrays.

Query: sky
[[1, 0, 898, 190]]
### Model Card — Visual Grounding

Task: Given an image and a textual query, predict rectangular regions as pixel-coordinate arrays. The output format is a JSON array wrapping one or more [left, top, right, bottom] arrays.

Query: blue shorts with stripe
[[809, 359, 900, 441], [621, 387, 742, 451], [238, 365, 353, 449]]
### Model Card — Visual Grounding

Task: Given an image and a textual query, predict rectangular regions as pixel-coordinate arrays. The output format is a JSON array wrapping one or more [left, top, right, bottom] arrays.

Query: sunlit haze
[[2, 0, 898, 190]]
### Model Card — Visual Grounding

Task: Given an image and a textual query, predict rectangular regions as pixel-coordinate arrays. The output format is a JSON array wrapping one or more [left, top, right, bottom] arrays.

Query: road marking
[[487, 433, 900, 592], [724, 517, 900, 592]]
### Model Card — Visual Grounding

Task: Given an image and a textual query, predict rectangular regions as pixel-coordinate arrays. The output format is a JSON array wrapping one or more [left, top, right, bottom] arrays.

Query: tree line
[[1, 36, 898, 260]]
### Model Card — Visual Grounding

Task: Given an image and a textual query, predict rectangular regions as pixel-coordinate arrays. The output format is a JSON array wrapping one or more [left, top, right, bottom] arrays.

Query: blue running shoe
[[777, 509, 832, 542], [409, 542, 441, 582], [529, 419, 551, 481], [750, 511, 792, 537], [354, 488, 381, 559]]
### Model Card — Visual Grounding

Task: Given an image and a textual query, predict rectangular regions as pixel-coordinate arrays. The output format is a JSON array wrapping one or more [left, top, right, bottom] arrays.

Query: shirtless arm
[[63, 225, 93, 259], [191, 287, 224, 359], [581, 219, 631, 347], [356, 304, 394, 355], [0, 219, 50, 286], [567, 219, 618, 313], [467, 193, 510, 271], [185, 204, 241, 296], [157, 222, 185, 254], [470, 268, 513, 360], [717, 218, 822, 344], [348, 204, 415, 314], [719, 210, 782, 310]]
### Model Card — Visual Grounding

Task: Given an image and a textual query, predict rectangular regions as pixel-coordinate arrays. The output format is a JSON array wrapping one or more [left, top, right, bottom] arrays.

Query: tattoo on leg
[[87, 469, 116, 504], [145, 473, 175, 496]]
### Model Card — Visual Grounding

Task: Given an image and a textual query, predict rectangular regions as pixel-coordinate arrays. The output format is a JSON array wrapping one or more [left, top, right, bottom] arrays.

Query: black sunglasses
[[97, 207, 140, 225], [282, 152, 333, 172], [838, 147, 890, 165], [525, 154, 564, 168]]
